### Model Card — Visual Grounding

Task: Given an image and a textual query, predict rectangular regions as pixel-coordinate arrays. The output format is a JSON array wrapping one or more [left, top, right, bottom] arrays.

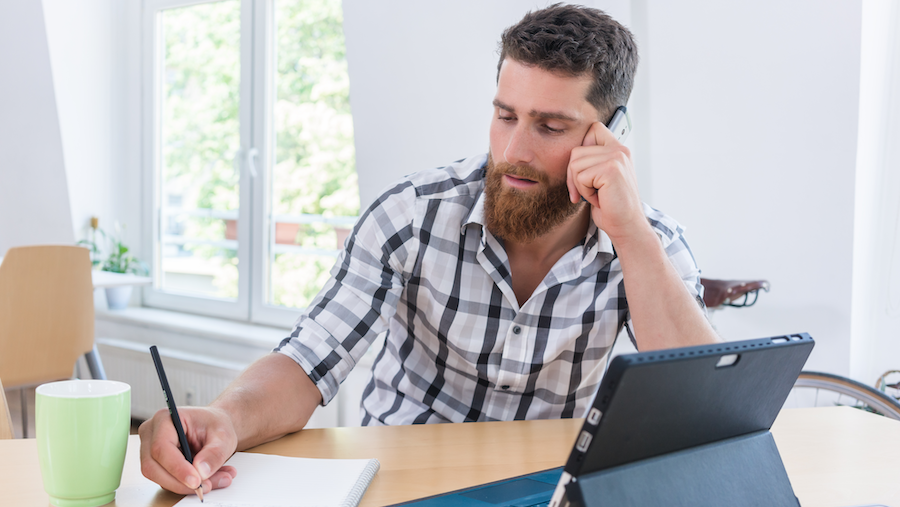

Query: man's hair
[[498, 3, 639, 121]]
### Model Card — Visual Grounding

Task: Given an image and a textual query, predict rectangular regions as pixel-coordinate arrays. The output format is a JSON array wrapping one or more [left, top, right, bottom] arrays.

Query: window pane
[[269, 0, 359, 309], [159, 0, 241, 300]]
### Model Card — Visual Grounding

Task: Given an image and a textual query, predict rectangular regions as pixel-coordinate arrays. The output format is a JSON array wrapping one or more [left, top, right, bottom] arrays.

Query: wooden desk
[[1, 407, 898, 506]]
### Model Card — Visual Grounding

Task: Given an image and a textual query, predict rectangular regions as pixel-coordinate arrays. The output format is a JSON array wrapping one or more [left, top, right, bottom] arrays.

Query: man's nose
[[504, 125, 534, 166]]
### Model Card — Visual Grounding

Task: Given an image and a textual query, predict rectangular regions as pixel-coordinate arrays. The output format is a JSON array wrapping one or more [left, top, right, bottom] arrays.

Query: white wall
[[0, 0, 130, 257], [42, 0, 117, 243], [343, 0, 631, 208], [0, 0, 74, 256], [851, 0, 900, 384], [638, 1, 861, 375], [42, 0, 142, 258]]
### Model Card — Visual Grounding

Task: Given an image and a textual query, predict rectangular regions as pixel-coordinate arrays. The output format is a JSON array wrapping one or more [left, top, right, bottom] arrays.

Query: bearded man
[[139, 3, 720, 496]]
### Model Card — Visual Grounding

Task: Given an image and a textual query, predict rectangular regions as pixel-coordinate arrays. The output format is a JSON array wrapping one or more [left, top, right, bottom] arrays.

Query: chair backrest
[[0, 245, 95, 388], [0, 377, 13, 439]]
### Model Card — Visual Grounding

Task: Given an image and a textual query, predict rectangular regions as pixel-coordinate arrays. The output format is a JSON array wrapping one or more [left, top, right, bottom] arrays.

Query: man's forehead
[[495, 59, 597, 121]]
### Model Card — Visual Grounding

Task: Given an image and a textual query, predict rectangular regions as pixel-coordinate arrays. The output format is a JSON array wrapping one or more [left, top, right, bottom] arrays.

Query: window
[[142, 0, 358, 327]]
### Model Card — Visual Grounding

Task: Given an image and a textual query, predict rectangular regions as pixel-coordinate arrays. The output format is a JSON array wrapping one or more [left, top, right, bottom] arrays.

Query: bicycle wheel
[[787, 371, 900, 420]]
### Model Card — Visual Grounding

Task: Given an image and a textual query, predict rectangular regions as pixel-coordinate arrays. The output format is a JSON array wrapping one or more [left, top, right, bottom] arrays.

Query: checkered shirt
[[275, 153, 703, 425]]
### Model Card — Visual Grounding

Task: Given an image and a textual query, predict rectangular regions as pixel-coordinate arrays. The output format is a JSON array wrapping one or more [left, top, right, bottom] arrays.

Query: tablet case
[[566, 431, 798, 507], [559, 333, 813, 507]]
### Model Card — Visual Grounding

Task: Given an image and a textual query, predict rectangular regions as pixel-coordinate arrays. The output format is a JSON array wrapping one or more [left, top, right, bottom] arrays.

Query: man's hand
[[139, 354, 322, 496], [567, 121, 720, 350], [567, 121, 649, 243], [139, 406, 238, 496]]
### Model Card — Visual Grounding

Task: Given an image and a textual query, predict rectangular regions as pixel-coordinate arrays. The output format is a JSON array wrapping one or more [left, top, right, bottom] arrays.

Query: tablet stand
[[565, 430, 799, 507]]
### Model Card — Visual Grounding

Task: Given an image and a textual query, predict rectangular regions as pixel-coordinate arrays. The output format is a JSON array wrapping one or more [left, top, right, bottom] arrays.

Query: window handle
[[246, 148, 259, 179]]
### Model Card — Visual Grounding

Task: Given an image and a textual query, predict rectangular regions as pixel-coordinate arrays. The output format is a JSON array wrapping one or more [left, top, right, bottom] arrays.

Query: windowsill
[[94, 306, 294, 368], [95, 306, 291, 350]]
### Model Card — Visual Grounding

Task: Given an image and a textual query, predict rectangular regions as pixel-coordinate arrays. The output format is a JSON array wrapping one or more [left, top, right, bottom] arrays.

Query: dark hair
[[498, 3, 639, 121]]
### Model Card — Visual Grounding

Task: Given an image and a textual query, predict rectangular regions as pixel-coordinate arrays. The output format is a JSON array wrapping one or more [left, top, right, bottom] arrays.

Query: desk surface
[[1, 407, 898, 507]]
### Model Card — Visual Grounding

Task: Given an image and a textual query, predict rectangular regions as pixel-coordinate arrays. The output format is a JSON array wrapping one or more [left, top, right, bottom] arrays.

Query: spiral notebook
[[175, 452, 380, 507]]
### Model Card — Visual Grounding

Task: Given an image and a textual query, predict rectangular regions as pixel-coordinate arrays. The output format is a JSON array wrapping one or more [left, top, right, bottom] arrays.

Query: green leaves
[[78, 226, 149, 276]]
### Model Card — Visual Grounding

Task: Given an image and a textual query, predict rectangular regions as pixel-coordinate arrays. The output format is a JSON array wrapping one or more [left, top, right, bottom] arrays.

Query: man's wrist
[[607, 217, 659, 255], [208, 396, 245, 447]]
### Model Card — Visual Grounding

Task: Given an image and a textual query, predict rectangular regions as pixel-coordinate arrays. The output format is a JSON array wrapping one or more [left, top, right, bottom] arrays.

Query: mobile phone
[[607, 106, 631, 142]]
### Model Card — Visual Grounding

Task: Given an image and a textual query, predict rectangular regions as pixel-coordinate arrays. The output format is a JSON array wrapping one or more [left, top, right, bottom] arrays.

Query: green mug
[[36, 379, 131, 507]]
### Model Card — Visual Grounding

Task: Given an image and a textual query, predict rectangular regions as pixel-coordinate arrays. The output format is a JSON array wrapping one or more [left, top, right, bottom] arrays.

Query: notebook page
[[175, 452, 380, 507]]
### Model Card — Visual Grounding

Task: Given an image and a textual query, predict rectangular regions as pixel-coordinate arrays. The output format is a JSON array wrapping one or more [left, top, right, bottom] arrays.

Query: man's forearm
[[615, 226, 720, 351], [210, 353, 323, 451]]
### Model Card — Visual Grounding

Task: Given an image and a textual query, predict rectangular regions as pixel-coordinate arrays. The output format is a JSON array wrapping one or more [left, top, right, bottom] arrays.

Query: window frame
[[141, 0, 328, 328]]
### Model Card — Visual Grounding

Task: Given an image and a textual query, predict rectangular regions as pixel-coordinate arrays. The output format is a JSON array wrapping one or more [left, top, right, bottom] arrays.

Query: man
[[140, 3, 719, 496]]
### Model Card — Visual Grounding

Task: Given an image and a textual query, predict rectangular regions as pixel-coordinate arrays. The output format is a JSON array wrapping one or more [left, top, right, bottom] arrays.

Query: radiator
[[95, 338, 243, 420], [93, 337, 342, 427]]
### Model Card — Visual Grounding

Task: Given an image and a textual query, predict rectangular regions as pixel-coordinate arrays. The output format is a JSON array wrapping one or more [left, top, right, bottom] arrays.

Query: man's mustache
[[491, 161, 550, 185]]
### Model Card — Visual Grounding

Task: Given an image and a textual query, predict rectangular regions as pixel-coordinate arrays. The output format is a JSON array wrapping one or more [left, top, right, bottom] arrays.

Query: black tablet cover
[[564, 333, 815, 476]]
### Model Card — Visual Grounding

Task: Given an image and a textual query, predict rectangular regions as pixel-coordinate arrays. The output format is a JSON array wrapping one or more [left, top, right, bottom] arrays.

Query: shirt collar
[[464, 186, 615, 267], [463, 189, 487, 230]]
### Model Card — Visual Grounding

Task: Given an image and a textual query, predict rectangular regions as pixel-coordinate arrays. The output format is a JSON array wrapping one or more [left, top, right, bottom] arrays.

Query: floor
[[4, 386, 141, 439]]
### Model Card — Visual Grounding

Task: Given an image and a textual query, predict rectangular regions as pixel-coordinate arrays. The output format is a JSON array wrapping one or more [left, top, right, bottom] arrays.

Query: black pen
[[150, 345, 204, 502]]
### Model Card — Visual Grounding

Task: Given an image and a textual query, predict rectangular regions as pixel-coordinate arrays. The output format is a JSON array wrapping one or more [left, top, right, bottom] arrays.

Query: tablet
[[565, 333, 814, 476]]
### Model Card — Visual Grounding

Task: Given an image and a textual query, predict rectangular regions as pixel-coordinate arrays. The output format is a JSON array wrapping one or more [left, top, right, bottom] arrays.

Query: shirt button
[[501, 385, 510, 390], [512, 326, 522, 335]]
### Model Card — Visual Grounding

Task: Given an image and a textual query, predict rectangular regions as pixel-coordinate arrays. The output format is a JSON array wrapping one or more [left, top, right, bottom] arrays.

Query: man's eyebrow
[[493, 99, 514, 112], [531, 110, 577, 122], [492, 99, 577, 122]]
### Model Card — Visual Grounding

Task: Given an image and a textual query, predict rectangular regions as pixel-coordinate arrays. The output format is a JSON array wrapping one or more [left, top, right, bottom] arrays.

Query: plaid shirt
[[276, 154, 703, 425]]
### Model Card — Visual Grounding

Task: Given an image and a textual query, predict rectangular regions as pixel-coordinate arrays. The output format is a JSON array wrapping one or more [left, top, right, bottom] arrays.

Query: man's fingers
[[570, 122, 618, 202], [139, 409, 205, 494], [567, 159, 579, 203], [568, 150, 617, 206], [140, 443, 203, 495], [581, 121, 619, 148], [581, 122, 600, 147], [139, 406, 240, 497], [209, 466, 238, 490], [192, 437, 237, 482], [568, 165, 599, 206], [151, 436, 204, 490]]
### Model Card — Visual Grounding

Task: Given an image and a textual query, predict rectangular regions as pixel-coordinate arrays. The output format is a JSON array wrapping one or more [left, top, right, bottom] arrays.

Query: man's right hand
[[138, 353, 323, 495], [139, 406, 238, 496]]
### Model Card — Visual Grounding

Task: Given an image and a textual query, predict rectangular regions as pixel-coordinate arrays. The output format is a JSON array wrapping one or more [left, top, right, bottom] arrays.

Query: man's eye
[[544, 124, 564, 134], [498, 115, 515, 122]]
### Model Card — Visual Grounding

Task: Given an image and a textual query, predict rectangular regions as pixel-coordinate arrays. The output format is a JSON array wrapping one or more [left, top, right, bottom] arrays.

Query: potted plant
[[78, 218, 149, 310]]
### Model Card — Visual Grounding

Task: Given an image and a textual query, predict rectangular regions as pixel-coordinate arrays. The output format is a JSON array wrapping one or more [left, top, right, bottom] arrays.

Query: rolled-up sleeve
[[274, 180, 420, 405]]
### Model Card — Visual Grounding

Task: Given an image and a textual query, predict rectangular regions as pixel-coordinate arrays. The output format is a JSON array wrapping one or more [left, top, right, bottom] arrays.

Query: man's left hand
[[567, 121, 648, 243]]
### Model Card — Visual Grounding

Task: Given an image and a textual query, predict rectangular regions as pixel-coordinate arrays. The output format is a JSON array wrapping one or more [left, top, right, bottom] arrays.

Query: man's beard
[[483, 154, 584, 243]]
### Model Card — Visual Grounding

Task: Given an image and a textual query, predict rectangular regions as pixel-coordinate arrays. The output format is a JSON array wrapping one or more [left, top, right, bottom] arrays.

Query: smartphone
[[607, 106, 631, 142]]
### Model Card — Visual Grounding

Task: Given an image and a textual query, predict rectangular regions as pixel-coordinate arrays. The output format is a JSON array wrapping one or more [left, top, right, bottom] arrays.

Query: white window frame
[[142, 0, 330, 328]]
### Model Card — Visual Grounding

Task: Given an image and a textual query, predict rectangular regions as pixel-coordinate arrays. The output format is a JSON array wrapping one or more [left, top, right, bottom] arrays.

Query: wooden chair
[[0, 378, 13, 439], [0, 245, 106, 437]]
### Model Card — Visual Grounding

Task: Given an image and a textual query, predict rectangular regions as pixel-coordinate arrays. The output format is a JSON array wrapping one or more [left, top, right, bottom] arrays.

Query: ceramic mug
[[36, 379, 131, 507]]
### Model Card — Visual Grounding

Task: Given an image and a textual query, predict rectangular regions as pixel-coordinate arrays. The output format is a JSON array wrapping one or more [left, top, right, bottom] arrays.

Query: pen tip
[[196, 486, 204, 502]]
